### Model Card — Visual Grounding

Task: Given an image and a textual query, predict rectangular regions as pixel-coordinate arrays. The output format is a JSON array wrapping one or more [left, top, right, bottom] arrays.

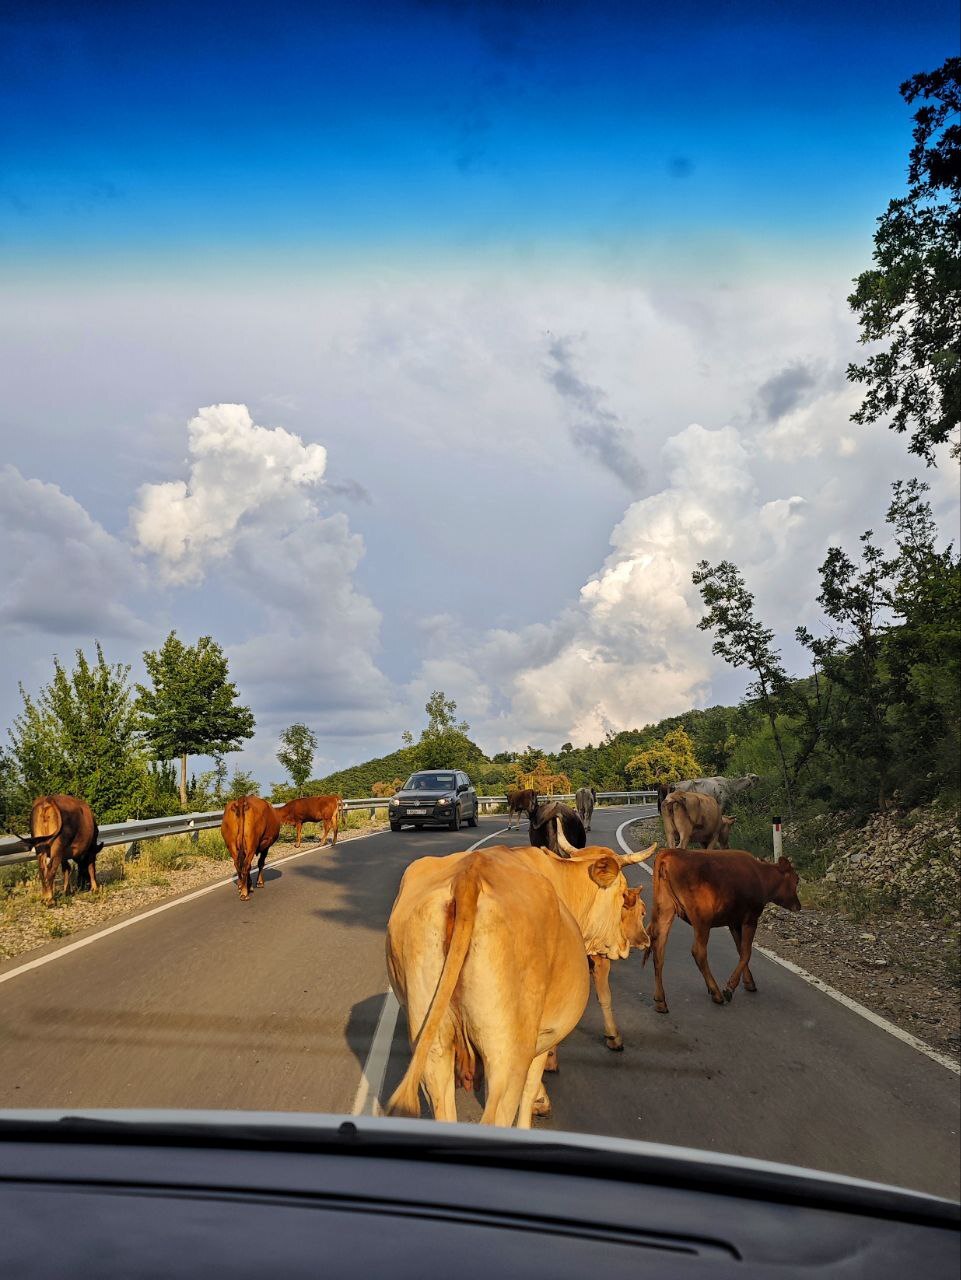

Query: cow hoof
[[723, 989, 733, 1003], [655, 1001, 669, 1015], [532, 1095, 552, 1118], [744, 982, 758, 993], [604, 1037, 624, 1052]]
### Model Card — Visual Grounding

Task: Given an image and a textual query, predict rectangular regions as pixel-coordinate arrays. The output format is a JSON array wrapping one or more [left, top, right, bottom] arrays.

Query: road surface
[[0, 807, 957, 1198]]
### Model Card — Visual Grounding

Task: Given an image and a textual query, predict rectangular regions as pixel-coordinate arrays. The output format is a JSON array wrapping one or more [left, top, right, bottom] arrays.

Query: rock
[[859, 933, 876, 943]]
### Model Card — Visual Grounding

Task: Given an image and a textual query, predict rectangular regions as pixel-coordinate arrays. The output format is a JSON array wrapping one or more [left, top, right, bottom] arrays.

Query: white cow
[[673, 774, 760, 808]]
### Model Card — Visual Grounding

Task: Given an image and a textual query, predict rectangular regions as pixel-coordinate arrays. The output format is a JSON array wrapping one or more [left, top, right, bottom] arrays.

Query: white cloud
[[131, 403, 328, 585], [0, 465, 145, 638]]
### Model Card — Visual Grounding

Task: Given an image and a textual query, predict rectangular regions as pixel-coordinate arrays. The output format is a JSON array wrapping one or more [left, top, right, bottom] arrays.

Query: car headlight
[[436, 795, 451, 805], [389, 798, 399, 807]]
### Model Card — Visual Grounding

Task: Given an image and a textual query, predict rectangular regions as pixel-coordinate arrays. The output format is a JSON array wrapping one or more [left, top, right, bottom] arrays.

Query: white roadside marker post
[[772, 815, 783, 860]]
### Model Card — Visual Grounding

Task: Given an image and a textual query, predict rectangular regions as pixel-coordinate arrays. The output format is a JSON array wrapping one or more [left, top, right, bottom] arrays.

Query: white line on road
[[352, 820, 512, 1116], [351, 987, 400, 1117], [615, 817, 960, 1077], [0, 830, 382, 989]]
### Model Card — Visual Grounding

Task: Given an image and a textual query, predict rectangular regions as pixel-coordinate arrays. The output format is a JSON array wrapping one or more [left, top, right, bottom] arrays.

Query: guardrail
[[0, 791, 658, 869]]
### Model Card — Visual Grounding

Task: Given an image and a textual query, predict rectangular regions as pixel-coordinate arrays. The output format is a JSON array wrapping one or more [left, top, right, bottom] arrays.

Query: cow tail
[[30, 797, 63, 848], [235, 797, 249, 865], [330, 800, 340, 847], [386, 862, 482, 1119]]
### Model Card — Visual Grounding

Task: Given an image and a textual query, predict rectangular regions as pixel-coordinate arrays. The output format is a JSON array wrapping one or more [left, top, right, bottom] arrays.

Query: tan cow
[[221, 796, 281, 900], [16, 794, 103, 906], [661, 789, 728, 849], [275, 794, 340, 848], [386, 842, 654, 1127]]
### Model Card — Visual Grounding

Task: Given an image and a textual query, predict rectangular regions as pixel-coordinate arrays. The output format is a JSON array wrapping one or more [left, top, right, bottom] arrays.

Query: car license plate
[[407, 808, 427, 816]]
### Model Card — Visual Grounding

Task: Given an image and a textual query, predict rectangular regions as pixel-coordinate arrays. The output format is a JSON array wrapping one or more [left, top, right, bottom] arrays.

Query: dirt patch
[[627, 817, 960, 1066], [0, 822, 386, 968]]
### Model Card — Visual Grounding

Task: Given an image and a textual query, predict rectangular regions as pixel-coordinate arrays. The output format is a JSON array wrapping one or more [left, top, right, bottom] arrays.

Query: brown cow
[[645, 847, 801, 1013], [716, 815, 736, 848], [221, 796, 281, 900], [506, 788, 537, 830], [275, 794, 340, 848], [386, 842, 653, 1127], [661, 789, 727, 849], [16, 794, 103, 906]]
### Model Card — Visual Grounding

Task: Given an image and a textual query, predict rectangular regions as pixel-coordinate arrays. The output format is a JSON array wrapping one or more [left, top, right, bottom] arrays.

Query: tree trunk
[[180, 753, 188, 810]]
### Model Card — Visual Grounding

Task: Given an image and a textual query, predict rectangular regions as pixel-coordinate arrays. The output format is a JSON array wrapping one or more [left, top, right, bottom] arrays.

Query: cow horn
[[554, 822, 578, 857], [619, 843, 657, 864]]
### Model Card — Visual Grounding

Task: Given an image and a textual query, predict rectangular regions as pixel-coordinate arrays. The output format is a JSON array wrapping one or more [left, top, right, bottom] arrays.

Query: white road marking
[[351, 987, 400, 1116], [0, 829, 382, 989], [615, 817, 960, 1077], [353, 819, 512, 1116]]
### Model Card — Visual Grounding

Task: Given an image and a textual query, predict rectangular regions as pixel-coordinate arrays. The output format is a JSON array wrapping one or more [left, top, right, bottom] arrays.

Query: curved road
[[0, 807, 957, 1198]]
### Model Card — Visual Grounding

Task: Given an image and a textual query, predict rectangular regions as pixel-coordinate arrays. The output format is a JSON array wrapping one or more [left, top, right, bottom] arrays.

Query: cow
[[386, 842, 655, 1127], [661, 789, 727, 849], [717, 815, 736, 848], [506, 788, 537, 830], [673, 773, 760, 807], [275, 794, 340, 848], [575, 786, 595, 831], [528, 800, 587, 857], [656, 783, 673, 813], [12, 794, 103, 906], [645, 847, 801, 1014], [221, 796, 282, 900]]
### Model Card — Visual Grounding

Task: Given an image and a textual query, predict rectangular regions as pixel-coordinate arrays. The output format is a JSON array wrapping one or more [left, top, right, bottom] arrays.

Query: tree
[[626, 728, 702, 787], [136, 632, 255, 809], [225, 769, 260, 799], [7, 643, 154, 822], [693, 560, 797, 815], [277, 723, 317, 789], [847, 57, 961, 463], [413, 690, 481, 771]]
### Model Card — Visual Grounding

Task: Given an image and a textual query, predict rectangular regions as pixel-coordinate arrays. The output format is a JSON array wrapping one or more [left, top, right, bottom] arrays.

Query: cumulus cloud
[[425, 421, 816, 751], [546, 337, 645, 491], [0, 465, 145, 638], [127, 404, 406, 771], [131, 403, 328, 585]]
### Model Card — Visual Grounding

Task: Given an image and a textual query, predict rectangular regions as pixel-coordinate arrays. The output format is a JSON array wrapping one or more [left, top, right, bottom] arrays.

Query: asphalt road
[[0, 808, 958, 1198]]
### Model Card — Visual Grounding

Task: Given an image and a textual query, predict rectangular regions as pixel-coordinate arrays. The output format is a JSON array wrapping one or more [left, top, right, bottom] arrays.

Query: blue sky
[[1, 1, 958, 783], [3, 1, 956, 265]]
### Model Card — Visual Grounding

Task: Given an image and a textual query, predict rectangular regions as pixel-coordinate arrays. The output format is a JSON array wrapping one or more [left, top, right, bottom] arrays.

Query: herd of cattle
[[11, 773, 801, 1129]]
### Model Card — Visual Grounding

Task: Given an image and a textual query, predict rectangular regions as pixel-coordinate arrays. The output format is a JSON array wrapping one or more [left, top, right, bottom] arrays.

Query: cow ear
[[622, 888, 639, 907], [778, 855, 793, 871], [727, 816, 737, 825], [589, 856, 619, 888]]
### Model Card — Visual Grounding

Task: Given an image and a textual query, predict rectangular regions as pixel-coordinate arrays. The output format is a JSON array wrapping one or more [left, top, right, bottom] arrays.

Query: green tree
[[413, 690, 482, 771], [136, 632, 255, 809], [626, 727, 702, 787], [277, 723, 318, 789], [7, 643, 153, 822], [847, 57, 961, 463], [693, 560, 797, 815], [225, 769, 260, 799]]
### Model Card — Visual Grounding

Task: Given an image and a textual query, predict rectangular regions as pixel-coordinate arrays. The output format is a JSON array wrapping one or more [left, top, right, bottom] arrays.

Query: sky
[[1, 0, 958, 785]]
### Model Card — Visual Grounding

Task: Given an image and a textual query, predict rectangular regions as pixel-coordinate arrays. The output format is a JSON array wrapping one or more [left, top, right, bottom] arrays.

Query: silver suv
[[389, 770, 479, 832]]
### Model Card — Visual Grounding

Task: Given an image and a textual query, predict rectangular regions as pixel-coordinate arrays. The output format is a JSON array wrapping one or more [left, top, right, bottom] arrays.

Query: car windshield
[[405, 774, 456, 791], [1, 0, 957, 1212]]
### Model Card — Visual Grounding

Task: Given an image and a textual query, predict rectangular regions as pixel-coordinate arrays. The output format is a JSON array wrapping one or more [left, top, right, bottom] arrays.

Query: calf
[[645, 848, 801, 1013], [506, 788, 537, 830], [221, 796, 282, 900], [528, 800, 587, 856], [275, 794, 340, 848], [661, 790, 726, 849], [16, 794, 102, 906], [575, 786, 596, 831], [386, 843, 653, 1127]]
